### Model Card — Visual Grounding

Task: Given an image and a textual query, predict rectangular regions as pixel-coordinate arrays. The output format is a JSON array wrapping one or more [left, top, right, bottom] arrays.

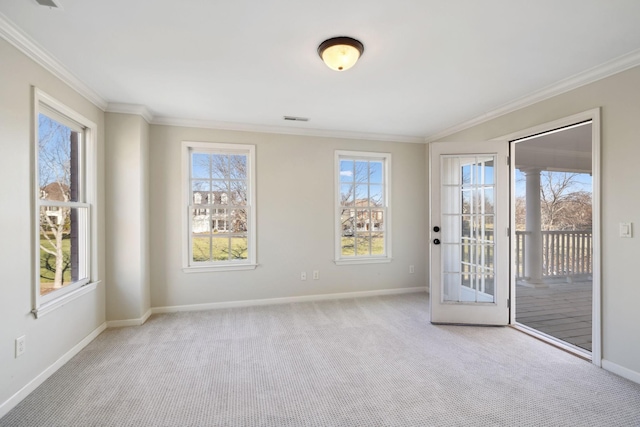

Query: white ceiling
[[2, 0, 640, 141]]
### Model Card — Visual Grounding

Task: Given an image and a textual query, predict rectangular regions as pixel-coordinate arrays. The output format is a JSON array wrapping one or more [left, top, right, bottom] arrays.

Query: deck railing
[[515, 230, 592, 280]]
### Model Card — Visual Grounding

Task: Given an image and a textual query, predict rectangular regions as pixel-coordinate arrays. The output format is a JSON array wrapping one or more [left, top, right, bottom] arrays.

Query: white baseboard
[[106, 308, 152, 328], [152, 286, 427, 314], [0, 322, 107, 419], [602, 359, 640, 385]]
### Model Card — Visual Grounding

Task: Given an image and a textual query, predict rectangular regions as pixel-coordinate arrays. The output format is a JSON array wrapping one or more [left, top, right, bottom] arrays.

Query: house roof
[[2, 1, 640, 141]]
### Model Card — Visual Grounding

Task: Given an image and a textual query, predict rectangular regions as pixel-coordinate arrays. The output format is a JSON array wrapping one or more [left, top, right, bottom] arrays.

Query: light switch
[[619, 222, 633, 238]]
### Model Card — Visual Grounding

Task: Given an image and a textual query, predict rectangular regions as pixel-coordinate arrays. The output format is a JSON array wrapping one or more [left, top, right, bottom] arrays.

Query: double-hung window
[[34, 89, 96, 314], [183, 142, 256, 271], [335, 151, 392, 264]]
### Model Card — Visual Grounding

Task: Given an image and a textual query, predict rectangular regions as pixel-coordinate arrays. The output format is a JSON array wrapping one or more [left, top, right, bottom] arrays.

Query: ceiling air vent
[[35, 0, 63, 9], [283, 116, 309, 122]]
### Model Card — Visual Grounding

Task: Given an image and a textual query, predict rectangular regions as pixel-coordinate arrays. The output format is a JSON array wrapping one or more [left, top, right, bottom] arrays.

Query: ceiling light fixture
[[317, 37, 364, 71]]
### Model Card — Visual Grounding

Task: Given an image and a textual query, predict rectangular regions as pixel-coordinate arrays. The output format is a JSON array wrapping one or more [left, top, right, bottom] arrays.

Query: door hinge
[[506, 226, 510, 237], [507, 298, 510, 307], [506, 155, 510, 166]]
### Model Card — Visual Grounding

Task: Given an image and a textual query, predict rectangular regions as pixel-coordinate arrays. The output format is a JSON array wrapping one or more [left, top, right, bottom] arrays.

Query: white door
[[429, 141, 509, 325]]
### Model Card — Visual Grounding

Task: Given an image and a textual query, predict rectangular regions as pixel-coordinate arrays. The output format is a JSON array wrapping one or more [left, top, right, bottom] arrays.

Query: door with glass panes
[[429, 141, 509, 325]]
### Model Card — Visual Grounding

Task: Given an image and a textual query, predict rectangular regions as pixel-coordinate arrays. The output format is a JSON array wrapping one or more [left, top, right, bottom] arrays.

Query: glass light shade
[[322, 44, 361, 71], [318, 37, 364, 71]]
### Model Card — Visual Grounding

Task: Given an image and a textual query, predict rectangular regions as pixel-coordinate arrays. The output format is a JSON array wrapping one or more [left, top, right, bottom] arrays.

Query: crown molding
[[152, 116, 425, 144], [106, 103, 154, 123], [0, 12, 107, 111], [425, 48, 640, 143]]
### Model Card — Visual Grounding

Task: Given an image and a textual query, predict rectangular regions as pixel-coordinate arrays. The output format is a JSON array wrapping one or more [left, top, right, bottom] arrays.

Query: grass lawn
[[39, 237, 71, 295], [192, 235, 248, 262], [341, 235, 384, 256]]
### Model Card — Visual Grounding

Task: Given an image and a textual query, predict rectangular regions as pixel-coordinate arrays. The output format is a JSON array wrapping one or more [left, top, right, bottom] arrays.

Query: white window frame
[[334, 150, 392, 265], [32, 88, 99, 318], [182, 141, 257, 272]]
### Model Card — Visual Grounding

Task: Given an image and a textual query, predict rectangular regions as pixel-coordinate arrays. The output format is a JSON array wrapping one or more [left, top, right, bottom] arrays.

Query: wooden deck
[[515, 280, 592, 352]]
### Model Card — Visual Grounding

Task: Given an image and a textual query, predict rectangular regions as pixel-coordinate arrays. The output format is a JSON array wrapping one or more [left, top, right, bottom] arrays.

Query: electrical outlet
[[409, 265, 415, 274], [313, 270, 319, 280], [15, 336, 26, 358], [301, 272, 307, 281]]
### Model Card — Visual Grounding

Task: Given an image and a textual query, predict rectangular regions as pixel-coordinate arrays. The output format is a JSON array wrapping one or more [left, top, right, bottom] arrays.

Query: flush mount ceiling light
[[317, 37, 364, 71]]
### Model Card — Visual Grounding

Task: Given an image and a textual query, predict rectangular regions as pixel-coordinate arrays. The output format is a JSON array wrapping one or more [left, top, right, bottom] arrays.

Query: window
[[183, 142, 256, 271], [34, 89, 97, 314], [335, 151, 391, 264]]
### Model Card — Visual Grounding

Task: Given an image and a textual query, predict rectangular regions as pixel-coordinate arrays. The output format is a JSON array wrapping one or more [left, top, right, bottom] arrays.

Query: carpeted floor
[[2, 293, 640, 427]]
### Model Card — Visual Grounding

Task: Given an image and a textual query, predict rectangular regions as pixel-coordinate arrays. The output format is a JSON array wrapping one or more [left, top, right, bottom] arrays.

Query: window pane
[[192, 235, 211, 262], [340, 183, 354, 206], [340, 160, 354, 183], [355, 161, 369, 183], [231, 237, 248, 260], [355, 184, 368, 205], [191, 153, 210, 179], [192, 181, 211, 204], [192, 208, 211, 234], [38, 113, 80, 202], [341, 236, 355, 256], [370, 185, 383, 206], [356, 209, 370, 232], [370, 210, 384, 232], [212, 237, 230, 261], [371, 233, 384, 255], [230, 181, 247, 205], [369, 161, 383, 184], [39, 206, 86, 295], [230, 209, 247, 233], [356, 234, 371, 256], [230, 155, 247, 180], [212, 181, 229, 204], [341, 209, 355, 237], [211, 154, 228, 179]]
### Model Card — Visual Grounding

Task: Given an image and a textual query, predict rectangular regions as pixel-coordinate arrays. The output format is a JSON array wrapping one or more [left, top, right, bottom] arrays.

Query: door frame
[[493, 108, 602, 367]]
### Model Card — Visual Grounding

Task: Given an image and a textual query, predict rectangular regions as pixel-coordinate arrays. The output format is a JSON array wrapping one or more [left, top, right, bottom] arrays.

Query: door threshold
[[511, 323, 591, 361]]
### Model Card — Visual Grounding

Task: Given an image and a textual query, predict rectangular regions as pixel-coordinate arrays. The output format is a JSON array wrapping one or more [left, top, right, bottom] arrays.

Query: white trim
[[602, 360, 640, 385], [0, 12, 107, 110], [32, 281, 99, 319], [106, 308, 152, 328], [182, 264, 258, 273], [154, 116, 424, 144], [334, 258, 393, 266], [0, 322, 107, 419], [106, 103, 154, 123], [425, 49, 640, 143], [503, 108, 602, 367], [152, 286, 426, 314]]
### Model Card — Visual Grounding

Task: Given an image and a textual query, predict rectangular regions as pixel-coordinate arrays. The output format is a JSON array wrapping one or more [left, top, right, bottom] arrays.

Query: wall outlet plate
[[16, 336, 26, 358]]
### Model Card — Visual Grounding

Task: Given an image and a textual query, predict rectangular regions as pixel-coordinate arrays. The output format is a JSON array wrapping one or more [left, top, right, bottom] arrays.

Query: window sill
[[183, 263, 258, 273], [32, 281, 101, 319], [334, 258, 392, 266]]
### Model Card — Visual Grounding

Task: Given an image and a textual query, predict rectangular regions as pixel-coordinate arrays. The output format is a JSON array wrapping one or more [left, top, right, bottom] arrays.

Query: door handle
[[433, 226, 440, 232], [433, 238, 441, 245]]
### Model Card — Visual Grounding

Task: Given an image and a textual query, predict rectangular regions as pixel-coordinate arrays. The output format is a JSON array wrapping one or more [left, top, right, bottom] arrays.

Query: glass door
[[429, 141, 509, 325]]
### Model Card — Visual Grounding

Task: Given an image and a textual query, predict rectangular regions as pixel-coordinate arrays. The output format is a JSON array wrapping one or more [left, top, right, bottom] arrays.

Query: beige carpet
[[2, 293, 640, 426]]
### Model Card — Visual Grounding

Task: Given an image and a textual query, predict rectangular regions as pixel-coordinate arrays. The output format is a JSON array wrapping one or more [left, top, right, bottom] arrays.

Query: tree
[[540, 171, 592, 230], [515, 171, 592, 231]]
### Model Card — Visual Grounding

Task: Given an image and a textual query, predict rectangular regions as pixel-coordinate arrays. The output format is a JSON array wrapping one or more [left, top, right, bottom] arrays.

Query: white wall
[[439, 65, 640, 377], [0, 38, 106, 411], [105, 113, 150, 322], [148, 125, 427, 308]]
